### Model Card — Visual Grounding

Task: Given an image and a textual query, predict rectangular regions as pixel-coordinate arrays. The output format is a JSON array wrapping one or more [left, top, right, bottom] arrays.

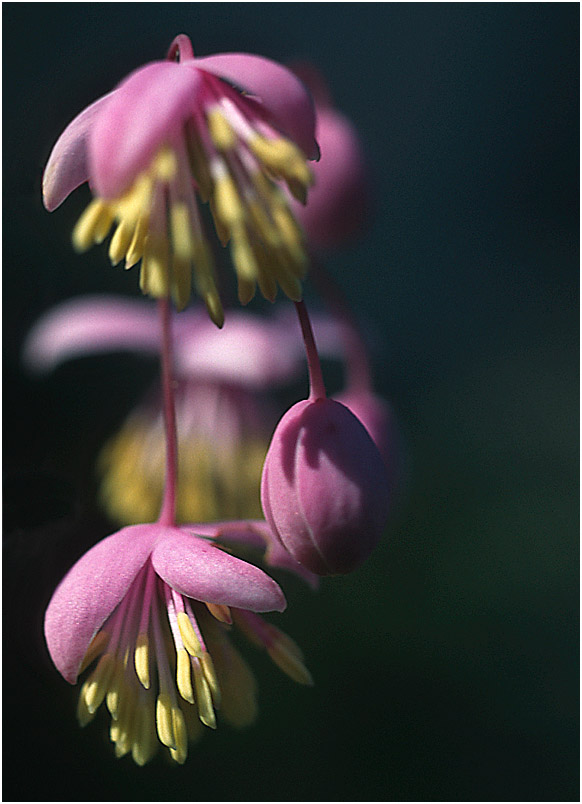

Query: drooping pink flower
[[42, 35, 319, 322], [23, 295, 341, 524], [287, 64, 371, 249], [45, 521, 313, 765]]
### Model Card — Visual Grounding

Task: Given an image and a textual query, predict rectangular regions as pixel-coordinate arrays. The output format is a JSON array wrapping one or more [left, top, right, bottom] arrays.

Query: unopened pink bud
[[261, 397, 390, 575]]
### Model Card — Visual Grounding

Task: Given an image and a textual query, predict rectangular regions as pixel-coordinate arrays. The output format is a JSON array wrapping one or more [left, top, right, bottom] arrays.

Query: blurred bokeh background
[[3, 3, 578, 800]]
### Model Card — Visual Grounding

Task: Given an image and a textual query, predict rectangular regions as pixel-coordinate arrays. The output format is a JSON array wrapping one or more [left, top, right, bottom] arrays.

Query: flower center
[[72, 72, 313, 324], [77, 557, 312, 765]]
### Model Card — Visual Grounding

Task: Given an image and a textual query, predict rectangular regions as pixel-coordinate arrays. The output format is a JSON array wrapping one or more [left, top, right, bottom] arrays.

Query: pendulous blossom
[[42, 35, 319, 323], [45, 521, 313, 765], [261, 302, 390, 576], [261, 396, 390, 575], [24, 295, 341, 525]]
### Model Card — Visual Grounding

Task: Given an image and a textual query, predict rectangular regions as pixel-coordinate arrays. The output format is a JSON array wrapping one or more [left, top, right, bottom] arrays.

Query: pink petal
[[90, 62, 203, 198], [195, 53, 318, 159], [44, 525, 158, 683], [42, 92, 115, 211], [23, 295, 162, 373], [151, 529, 286, 612], [181, 520, 319, 588], [174, 309, 302, 388]]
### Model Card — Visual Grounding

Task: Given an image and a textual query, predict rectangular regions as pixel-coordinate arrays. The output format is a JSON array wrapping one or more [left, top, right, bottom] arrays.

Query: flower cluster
[[32, 35, 400, 766]]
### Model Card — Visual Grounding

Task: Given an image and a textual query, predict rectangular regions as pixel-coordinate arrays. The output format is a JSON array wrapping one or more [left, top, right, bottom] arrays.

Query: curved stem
[[157, 297, 178, 526], [167, 34, 194, 62], [294, 300, 326, 401]]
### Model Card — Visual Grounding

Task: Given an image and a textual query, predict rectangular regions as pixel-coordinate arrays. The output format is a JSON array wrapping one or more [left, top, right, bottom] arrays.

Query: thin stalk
[[294, 300, 326, 400], [157, 297, 178, 526]]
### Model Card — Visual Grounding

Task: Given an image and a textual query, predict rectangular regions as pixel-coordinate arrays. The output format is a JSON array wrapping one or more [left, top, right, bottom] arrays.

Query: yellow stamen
[[134, 632, 150, 689], [131, 699, 157, 766], [152, 147, 178, 182], [214, 175, 245, 229], [237, 276, 256, 306], [155, 691, 176, 749], [125, 216, 148, 269], [177, 611, 202, 657], [72, 199, 113, 252], [193, 660, 216, 729], [76, 685, 97, 727], [267, 640, 314, 686], [140, 234, 170, 298], [201, 651, 221, 708], [79, 630, 109, 674], [83, 652, 115, 713], [109, 220, 133, 265], [205, 602, 232, 624], [169, 706, 188, 764], [207, 108, 237, 151], [170, 202, 193, 260], [176, 648, 195, 704]]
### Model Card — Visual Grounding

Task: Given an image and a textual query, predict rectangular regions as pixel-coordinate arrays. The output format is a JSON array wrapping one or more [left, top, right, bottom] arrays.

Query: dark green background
[[3, 3, 578, 801]]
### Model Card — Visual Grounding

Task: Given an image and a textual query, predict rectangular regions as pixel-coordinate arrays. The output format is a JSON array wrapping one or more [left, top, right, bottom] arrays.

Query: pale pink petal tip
[[23, 296, 161, 373], [42, 92, 114, 211]]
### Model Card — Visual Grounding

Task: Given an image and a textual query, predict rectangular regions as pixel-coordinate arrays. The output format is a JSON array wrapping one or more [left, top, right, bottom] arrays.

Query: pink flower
[[261, 396, 390, 576], [288, 64, 371, 249], [42, 35, 319, 322], [45, 521, 313, 765], [23, 295, 341, 525]]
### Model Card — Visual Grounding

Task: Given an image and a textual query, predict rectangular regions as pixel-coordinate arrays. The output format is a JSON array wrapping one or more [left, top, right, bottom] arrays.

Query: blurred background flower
[[4, 4, 578, 800]]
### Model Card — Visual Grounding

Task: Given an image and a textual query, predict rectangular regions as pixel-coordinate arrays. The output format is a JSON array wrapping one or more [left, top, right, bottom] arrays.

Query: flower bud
[[261, 397, 390, 575]]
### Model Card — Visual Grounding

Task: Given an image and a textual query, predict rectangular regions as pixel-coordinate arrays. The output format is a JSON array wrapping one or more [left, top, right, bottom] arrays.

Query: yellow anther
[[169, 706, 188, 764], [267, 641, 314, 686], [201, 651, 221, 708], [176, 648, 195, 704], [232, 228, 258, 282], [205, 602, 232, 624], [171, 255, 192, 312], [248, 135, 301, 173], [207, 107, 237, 150], [134, 632, 150, 689], [109, 220, 133, 265], [72, 199, 112, 252], [237, 276, 256, 306], [140, 234, 170, 298], [155, 692, 176, 749], [193, 660, 216, 729], [209, 197, 231, 246], [83, 652, 115, 713], [214, 175, 245, 229], [131, 699, 157, 766], [105, 660, 124, 719], [76, 685, 97, 727], [170, 202, 193, 260], [177, 611, 202, 657], [115, 173, 154, 227], [125, 216, 149, 269], [152, 147, 178, 182], [79, 630, 109, 674]]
